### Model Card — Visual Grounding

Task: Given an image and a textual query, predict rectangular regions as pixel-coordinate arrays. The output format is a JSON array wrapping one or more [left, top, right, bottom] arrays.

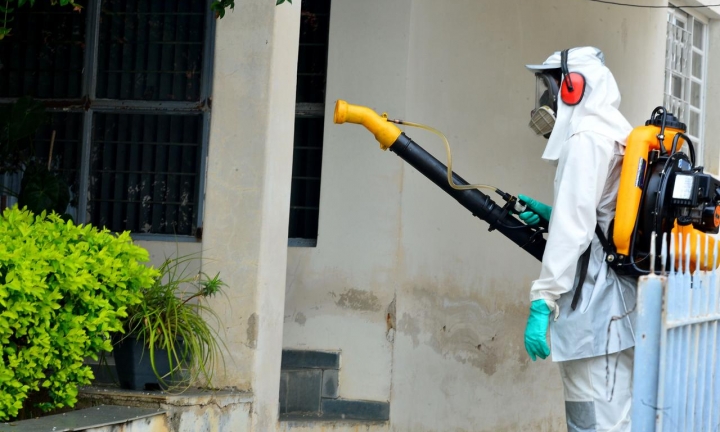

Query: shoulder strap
[[571, 246, 591, 311], [594, 223, 613, 256], [570, 224, 613, 311]]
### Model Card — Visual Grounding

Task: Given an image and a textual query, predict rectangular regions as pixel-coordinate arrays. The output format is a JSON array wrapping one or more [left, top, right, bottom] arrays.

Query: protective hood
[[526, 47, 632, 162]]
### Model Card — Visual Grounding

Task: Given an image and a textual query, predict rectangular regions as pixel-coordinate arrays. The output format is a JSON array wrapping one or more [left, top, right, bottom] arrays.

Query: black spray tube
[[389, 133, 546, 261]]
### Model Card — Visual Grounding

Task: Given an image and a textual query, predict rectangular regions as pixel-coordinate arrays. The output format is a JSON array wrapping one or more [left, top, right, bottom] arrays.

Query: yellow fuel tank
[[614, 121, 720, 271], [614, 123, 685, 256]]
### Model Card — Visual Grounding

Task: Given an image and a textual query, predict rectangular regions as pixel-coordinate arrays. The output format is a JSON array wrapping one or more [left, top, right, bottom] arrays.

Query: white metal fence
[[632, 234, 720, 432]]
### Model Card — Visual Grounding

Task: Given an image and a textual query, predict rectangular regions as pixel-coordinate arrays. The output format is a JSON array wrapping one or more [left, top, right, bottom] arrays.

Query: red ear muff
[[560, 72, 585, 106]]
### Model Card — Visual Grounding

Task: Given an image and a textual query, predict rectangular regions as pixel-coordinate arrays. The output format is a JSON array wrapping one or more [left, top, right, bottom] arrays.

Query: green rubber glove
[[518, 194, 552, 226], [524, 299, 552, 361]]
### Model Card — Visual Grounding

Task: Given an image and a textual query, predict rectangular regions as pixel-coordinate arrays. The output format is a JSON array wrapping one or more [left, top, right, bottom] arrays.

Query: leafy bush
[[0, 206, 157, 420]]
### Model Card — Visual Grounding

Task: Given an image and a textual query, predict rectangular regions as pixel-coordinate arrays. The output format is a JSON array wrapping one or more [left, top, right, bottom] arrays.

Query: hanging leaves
[[212, 0, 290, 20], [0, 0, 79, 40], [0, 0, 290, 40], [210, 0, 234, 19]]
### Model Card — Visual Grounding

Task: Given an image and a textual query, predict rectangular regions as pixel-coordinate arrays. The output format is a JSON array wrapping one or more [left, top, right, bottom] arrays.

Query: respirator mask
[[529, 72, 560, 138]]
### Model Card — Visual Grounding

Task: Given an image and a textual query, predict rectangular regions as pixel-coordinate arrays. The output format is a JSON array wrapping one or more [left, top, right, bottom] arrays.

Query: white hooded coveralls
[[527, 47, 637, 432], [527, 47, 637, 362]]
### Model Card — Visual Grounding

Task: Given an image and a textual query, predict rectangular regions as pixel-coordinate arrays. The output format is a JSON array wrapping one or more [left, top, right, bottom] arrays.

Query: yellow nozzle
[[334, 100, 402, 150]]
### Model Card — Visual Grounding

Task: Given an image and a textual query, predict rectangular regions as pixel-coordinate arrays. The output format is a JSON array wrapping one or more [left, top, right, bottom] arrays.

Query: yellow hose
[[388, 119, 498, 193], [333, 100, 499, 194]]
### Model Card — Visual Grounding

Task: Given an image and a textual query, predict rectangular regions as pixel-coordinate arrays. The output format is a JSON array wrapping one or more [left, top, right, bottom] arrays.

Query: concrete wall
[[283, 0, 682, 431], [284, 0, 411, 404]]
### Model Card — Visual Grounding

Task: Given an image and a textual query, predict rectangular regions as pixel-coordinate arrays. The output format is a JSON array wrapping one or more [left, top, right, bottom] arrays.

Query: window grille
[[0, 0, 214, 239], [665, 8, 707, 162], [90, 113, 202, 235], [0, 4, 85, 99], [288, 0, 331, 245]]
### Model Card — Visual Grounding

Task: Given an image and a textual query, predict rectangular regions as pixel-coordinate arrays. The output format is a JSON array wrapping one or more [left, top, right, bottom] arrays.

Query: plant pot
[[112, 335, 186, 391]]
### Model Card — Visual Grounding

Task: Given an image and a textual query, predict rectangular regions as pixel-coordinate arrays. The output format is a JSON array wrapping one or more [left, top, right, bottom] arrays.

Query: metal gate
[[632, 234, 720, 432]]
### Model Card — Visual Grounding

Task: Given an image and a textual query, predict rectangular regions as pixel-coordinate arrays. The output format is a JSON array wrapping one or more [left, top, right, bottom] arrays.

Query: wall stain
[[334, 288, 382, 312], [246, 313, 258, 349], [398, 312, 421, 348], [396, 279, 532, 376], [294, 312, 307, 326], [386, 296, 396, 343]]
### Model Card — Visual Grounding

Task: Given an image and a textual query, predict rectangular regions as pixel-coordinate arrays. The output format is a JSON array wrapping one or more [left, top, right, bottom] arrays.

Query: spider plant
[[120, 252, 228, 390]]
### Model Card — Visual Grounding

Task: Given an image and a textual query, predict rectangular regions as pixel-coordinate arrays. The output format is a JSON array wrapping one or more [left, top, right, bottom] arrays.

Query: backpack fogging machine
[[334, 100, 720, 275]]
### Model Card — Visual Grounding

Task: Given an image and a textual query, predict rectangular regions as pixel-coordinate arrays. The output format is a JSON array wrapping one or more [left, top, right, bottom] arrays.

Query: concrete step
[[0, 405, 167, 432]]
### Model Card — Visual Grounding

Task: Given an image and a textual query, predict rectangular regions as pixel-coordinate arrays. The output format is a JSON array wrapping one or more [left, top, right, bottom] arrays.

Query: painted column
[[203, 0, 301, 430]]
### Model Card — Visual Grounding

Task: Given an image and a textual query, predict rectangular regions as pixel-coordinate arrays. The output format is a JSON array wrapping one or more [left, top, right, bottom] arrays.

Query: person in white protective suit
[[520, 47, 638, 432]]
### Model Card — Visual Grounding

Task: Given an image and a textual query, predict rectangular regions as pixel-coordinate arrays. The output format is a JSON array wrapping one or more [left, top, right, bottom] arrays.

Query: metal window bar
[[631, 232, 720, 432], [664, 10, 707, 164], [89, 113, 202, 236], [687, 17, 707, 163], [0, 2, 87, 212], [0, 0, 215, 239], [288, 0, 331, 244], [665, 16, 691, 125], [0, 4, 86, 99]]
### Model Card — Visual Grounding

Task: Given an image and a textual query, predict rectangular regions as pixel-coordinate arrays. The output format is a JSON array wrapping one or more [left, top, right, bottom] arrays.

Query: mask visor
[[534, 74, 555, 112]]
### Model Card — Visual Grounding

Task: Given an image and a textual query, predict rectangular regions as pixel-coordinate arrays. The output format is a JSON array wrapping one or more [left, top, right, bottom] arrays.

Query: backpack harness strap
[[570, 224, 614, 311]]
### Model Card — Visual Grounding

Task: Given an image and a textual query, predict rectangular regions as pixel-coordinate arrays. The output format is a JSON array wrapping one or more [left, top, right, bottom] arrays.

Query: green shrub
[[0, 206, 158, 420]]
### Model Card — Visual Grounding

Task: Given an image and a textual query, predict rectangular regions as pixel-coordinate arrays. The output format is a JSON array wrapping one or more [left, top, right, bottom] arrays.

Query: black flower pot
[[112, 335, 178, 391]]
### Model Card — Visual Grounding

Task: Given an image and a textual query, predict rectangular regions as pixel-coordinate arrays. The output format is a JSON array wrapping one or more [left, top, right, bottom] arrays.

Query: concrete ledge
[[279, 420, 389, 432], [0, 405, 166, 432], [79, 386, 253, 432], [79, 386, 253, 408]]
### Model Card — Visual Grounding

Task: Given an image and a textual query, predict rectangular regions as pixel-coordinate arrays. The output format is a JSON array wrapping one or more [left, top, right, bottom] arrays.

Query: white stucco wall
[[284, 0, 412, 404], [283, 1, 678, 431]]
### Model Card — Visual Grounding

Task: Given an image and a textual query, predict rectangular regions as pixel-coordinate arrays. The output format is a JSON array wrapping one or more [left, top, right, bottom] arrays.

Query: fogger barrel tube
[[334, 100, 546, 261], [390, 133, 546, 261]]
